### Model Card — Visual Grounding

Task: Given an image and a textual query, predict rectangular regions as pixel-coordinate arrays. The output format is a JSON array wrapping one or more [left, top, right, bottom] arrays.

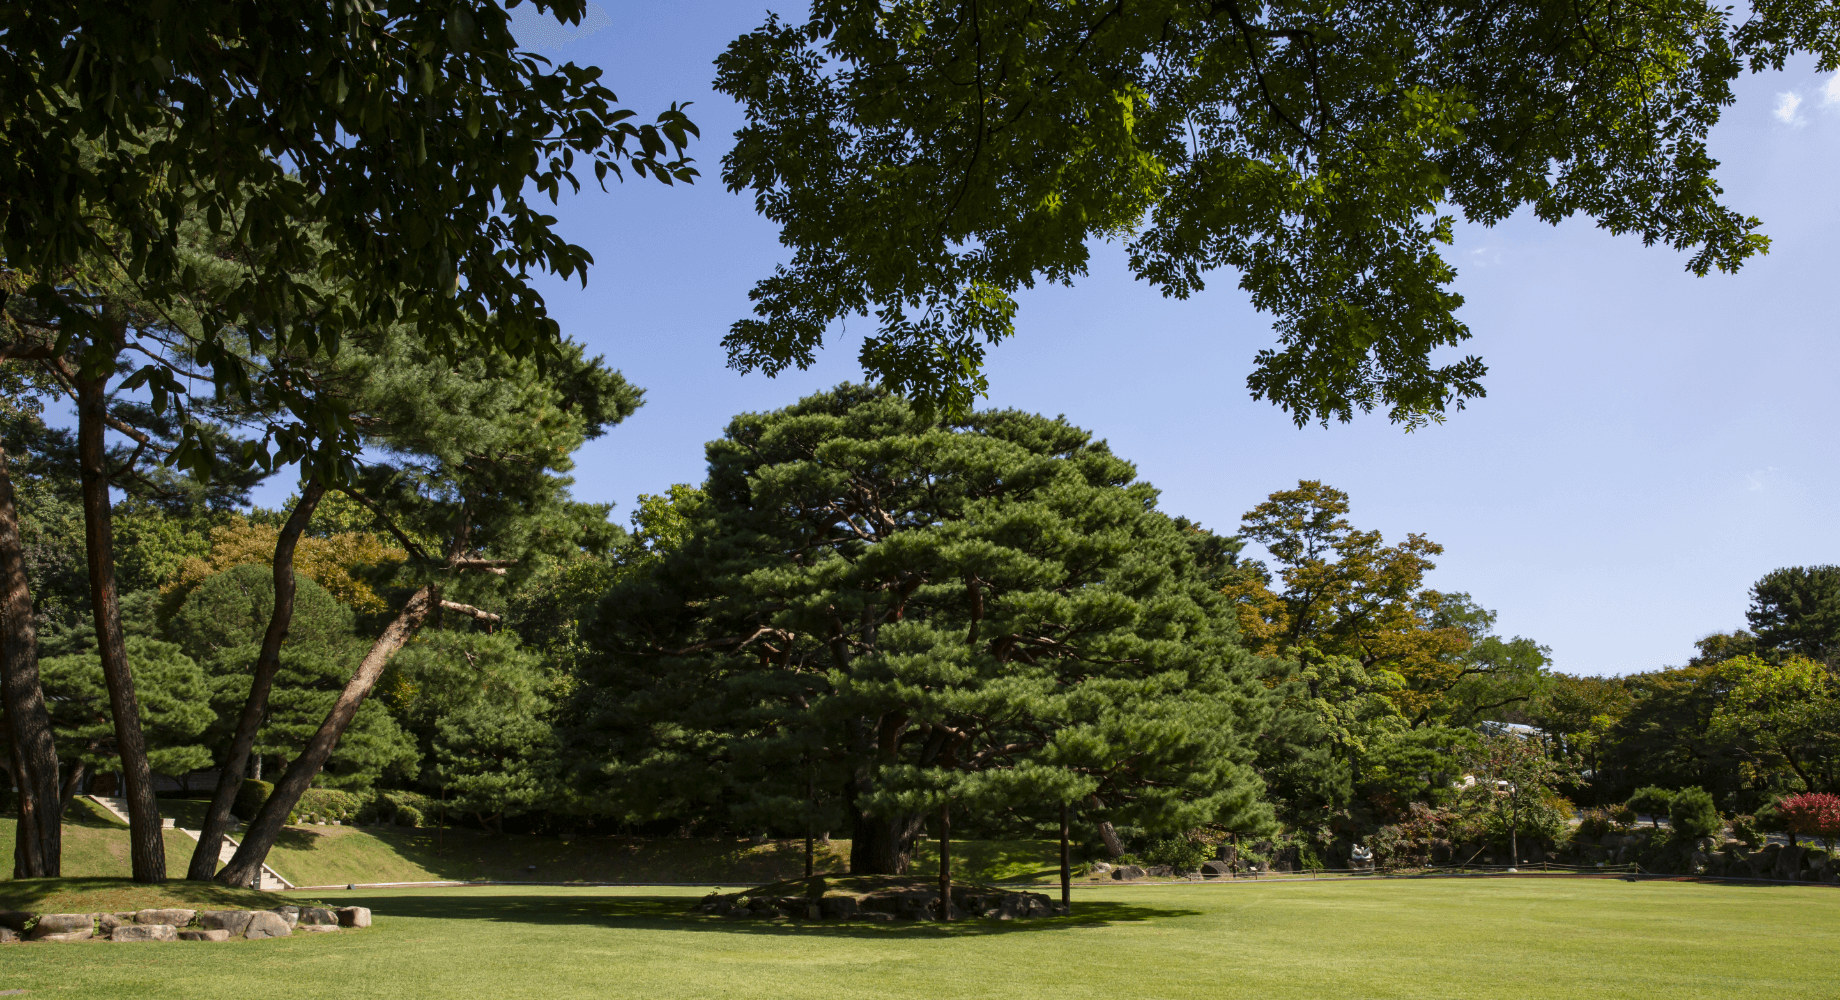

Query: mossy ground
[[3, 879, 1836, 999]]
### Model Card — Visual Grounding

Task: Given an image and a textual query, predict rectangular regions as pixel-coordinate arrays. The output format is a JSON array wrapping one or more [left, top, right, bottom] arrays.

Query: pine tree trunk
[[848, 809, 921, 874], [1091, 797, 1125, 858], [187, 483, 324, 881], [937, 801, 951, 921], [1060, 801, 1071, 910], [1, 439, 61, 877], [216, 584, 437, 887], [76, 368, 165, 882]]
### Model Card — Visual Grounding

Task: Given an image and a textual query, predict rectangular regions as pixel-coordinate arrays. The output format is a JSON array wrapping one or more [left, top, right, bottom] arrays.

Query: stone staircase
[[85, 794, 293, 891]]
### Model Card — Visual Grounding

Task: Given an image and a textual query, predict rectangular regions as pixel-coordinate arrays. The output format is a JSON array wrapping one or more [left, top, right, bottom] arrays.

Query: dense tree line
[[8, 0, 1837, 885]]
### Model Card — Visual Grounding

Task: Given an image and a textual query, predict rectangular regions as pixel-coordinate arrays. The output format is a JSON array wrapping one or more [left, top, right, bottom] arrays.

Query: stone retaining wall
[[0, 905, 371, 944]]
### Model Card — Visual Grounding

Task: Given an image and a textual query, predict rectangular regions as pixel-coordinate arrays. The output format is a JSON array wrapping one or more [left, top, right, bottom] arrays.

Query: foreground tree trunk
[[217, 584, 438, 887], [76, 367, 165, 882], [1, 439, 61, 877], [187, 483, 324, 881]]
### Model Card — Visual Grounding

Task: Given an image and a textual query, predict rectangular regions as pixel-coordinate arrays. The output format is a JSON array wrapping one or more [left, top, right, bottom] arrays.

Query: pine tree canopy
[[573, 384, 1275, 874]]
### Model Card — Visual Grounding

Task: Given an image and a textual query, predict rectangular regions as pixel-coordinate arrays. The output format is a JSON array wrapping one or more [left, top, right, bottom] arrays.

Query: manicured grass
[[0, 876, 312, 916], [1, 800, 200, 879], [3, 878, 1834, 999]]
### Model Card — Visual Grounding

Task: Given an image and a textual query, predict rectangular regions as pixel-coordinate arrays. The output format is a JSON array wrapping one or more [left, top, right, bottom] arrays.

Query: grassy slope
[[2, 879, 1835, 999], [2, 799, 199, 880]]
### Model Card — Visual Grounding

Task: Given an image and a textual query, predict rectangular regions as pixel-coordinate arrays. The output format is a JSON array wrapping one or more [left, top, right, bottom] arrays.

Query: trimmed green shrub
[[296, 787, 363, 823], [362, 789, 433, 827], [1577, 807, 1614, 839], [1609, 803, 1637, 830], [1142, 836, 1213, 873], [1729, 814, 1763, 848], [1626, 786, 1674, 828], [234, 779, 273, 821], [1668, 787, 1721, 839]]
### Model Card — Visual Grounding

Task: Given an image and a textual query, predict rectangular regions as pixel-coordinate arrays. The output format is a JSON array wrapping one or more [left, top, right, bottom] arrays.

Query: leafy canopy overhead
[[714, 0, 1830, 421], [1, 0, 694, 475]]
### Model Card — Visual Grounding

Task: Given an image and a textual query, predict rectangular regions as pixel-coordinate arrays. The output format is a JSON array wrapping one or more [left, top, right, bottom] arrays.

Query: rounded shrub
[[1668, 787, 1721, 839], [234, 779, 274, 821], [1625, 786, 1674, 827], [1729, 814, 1763, 848], [1576, 807, 1614, 839]]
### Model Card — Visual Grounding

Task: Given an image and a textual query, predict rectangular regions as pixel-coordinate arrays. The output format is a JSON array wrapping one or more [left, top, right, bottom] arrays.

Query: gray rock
[[1201, 860, 1234, 878], [336, 906, 372, 928], [178, 928, 231, 942], [198, 910, 256, 936], [0, 925, 17, 943], [819, 895, 860, 919], [1090, 861, 1114, 873], [295, 924, 340, 933], [298, 905, 339, 926], [243, 911, 293, 939], [0, 911, 31, 933], [29, 913, 95, 942], [270, 905, 301, 929], [111, 923, 177, 942], [136, 908, 196, 927], [95, 912, 137, 937], [1110, 864, 1147, 881]]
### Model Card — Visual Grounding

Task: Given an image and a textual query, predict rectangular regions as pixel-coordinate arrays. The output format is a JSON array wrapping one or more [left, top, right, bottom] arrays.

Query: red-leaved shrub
[[1776, 793, 1840, 847]]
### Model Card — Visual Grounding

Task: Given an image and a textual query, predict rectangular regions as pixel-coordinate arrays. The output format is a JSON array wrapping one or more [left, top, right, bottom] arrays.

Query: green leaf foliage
[[4, 1, 696, 476], [714, 2, 1791, 422]]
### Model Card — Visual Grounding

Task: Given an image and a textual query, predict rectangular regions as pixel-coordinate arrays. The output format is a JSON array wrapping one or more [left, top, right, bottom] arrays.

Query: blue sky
[[260, 5, 1838, 677]]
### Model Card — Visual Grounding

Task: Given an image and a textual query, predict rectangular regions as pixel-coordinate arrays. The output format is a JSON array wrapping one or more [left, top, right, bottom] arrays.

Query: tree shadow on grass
[[335, 891, 1200, 937]]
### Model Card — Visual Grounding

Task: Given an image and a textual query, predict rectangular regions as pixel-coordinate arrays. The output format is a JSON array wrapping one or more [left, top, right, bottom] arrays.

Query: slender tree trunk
[[937, 801, 951, 921], [187, 483, 324, 881], [804, 764, 814, 879], [1, 440, 60, 877], [217, 583, 438, 887], [76, 367, 164, 882], [1090, 797, 1125, 858], [1060, 801, 1071, 911], [58, 759, 89, 818]]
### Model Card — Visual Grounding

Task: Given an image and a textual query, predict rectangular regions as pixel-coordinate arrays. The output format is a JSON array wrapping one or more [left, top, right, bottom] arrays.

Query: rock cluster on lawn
[[0, 905, 372, 944], [693, 875, 1067, 922]]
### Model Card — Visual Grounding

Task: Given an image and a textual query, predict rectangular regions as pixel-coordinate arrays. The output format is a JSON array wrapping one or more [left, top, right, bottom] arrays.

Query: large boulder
[[1775, 845, 1806, 881], [29, 913, 95, 942], [198, 910, 257, 936], [1110, 865, 1147, 881], [0, 926, 18, 943], [178, 929, 232, 942], [298, 906, 339, 926], [95, 912, 137, 938], [136, 908, 196, 926], [243, 911, 293, 939], [270, 905, 301, 929], [112, 924, 177, 942], [336, 906, 372, 929], [1201, 860, 1234, 878], [0, 911, 31, 933]]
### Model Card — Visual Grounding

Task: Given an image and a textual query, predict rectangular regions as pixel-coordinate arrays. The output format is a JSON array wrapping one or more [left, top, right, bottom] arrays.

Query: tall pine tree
[[573, 386, 1274, 874]]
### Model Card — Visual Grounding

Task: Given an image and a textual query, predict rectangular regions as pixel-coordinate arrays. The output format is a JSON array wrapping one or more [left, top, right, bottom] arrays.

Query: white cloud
[[1775, 91, 1806, 126], [1825, 73, 1840, 107]]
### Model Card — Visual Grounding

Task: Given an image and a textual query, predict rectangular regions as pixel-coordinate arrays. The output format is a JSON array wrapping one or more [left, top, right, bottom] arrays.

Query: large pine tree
[[573, 385, 1274, 874]]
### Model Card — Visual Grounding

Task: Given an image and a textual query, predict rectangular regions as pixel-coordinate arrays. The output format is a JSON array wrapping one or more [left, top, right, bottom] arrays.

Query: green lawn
[[3, 878, 1834, 999]]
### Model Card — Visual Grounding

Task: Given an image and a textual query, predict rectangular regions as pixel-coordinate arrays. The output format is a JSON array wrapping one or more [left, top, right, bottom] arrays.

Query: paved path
[[85, 794, 293, 891]]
